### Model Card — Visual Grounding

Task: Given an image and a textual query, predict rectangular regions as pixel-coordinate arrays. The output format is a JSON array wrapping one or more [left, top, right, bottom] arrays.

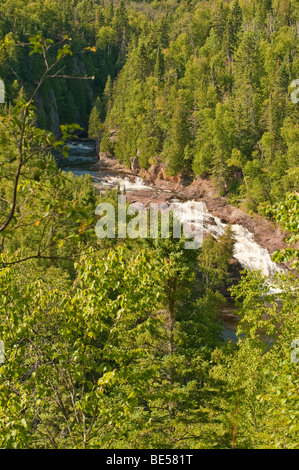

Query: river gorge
[[56, 139, 289, 342]]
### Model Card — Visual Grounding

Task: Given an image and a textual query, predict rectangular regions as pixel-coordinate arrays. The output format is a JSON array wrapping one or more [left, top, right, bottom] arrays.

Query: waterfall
[[57, 141, 283, 279], [171, 200, 281, 278]]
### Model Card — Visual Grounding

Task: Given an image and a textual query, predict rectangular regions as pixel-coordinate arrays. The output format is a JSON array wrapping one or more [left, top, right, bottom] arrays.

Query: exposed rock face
[[139, 163, 181, 184], [142, 163, 160, 179], [95, 153, 290, 256], [98, 152, 132, 173], [181, 179, 287, 254], [130, 156, 140, 172], [109, 129, 119, 143], [146, 173, 288, 255]]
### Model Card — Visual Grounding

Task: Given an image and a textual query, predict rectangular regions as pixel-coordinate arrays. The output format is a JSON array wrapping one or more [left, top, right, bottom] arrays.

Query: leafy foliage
[[0, 0, 298, 450]]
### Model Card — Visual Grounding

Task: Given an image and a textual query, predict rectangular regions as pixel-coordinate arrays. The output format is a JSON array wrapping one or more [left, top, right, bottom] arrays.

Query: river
[[56, 140, 283, 342]]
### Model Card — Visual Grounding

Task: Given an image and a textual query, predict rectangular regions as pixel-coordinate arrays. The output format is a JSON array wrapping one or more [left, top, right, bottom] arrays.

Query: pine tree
[[136, 41, 150, 80], [156, 16, 169, 48], [102, 75, 113, 119], [154, 48, 165, 83], [106, 1, 114, 23], [214, 1, 228, 42], [225, 0, 243, 57], [88, 97, 102, 140], [162, 93, 192, 176]]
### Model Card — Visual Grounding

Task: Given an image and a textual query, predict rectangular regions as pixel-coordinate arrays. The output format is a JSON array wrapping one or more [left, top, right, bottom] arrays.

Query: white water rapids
[[56, 141, 282, 279], [171, 199, 281, 278], [95, 174, 281, 278]]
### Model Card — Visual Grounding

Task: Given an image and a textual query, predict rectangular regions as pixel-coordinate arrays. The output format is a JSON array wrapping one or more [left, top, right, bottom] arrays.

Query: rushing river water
[[56, 140, 283, 342], [56, 140, 281, 278]]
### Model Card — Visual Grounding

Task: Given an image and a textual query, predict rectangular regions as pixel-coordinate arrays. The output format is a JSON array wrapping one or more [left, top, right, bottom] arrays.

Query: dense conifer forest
[[0, 0, 298, 449]]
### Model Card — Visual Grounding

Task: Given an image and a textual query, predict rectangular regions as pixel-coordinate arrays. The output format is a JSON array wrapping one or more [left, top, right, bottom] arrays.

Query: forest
[[0, 0, 298, 449]]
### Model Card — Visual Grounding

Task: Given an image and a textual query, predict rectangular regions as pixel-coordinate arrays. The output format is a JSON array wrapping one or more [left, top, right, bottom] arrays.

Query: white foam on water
[[66, 141, 95, 152], [163, 199, 282, 279], [231, 223, 281, 278], [60, 144, 283, 282], [98, 175, 154, 191]]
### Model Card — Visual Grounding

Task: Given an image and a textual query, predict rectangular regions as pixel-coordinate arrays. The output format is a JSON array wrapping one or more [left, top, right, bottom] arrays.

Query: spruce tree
[[88, 97, 102, 140], [154, 48, 165, 83], [225, 0, 243, 57], [102, 75, 113, 119], [162, 93, 191, 176]]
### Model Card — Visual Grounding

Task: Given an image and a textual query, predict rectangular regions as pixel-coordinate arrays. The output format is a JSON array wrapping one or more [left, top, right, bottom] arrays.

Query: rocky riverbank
[[96, 152, 290, 257]]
